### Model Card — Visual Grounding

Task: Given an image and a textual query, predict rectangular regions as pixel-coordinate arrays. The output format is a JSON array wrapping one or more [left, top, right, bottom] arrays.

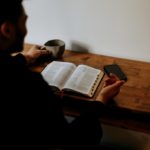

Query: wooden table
[[24, 43, 150, 134]]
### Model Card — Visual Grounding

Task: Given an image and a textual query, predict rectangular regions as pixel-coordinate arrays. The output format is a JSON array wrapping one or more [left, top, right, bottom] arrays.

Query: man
[[0, 1, 124, 149]]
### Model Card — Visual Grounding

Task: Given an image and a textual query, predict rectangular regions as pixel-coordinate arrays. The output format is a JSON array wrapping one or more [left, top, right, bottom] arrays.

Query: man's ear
[[0, 22, 15, 39]]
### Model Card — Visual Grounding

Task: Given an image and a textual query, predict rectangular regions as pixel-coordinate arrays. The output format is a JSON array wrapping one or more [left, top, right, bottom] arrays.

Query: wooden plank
[[24, 43, 150, 133]]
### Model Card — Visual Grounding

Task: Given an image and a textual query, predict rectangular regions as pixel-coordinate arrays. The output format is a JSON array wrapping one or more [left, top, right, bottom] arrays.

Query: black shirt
[[0, 53, 105, 149]]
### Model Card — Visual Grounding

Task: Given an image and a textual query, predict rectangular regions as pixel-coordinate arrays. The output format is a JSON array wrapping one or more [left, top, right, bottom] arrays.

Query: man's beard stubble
[[8, 25, 25, 54]]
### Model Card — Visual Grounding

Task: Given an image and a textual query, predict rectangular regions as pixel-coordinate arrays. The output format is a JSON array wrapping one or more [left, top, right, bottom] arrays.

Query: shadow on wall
[[70, 40, 90, 53], [101, 124, 150, 150]]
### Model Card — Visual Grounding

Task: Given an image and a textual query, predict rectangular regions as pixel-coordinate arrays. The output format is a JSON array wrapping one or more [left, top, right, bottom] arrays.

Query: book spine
[[89, 72, 104, 97]]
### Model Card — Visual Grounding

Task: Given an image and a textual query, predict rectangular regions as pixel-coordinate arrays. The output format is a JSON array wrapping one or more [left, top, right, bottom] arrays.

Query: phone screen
[[104, 64, 127, 81]]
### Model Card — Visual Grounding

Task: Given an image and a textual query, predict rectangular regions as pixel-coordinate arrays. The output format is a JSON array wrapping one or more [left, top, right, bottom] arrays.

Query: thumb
[[41, 50, 52, 56], [113, 80, 125, 88]]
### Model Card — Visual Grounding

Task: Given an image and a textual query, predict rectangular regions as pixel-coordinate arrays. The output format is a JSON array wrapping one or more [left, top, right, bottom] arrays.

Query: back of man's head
[[0, 0, 23, 25]]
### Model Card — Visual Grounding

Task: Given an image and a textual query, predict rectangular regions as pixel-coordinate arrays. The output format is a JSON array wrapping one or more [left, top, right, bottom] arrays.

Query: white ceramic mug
[[44, 39, 65, 58]]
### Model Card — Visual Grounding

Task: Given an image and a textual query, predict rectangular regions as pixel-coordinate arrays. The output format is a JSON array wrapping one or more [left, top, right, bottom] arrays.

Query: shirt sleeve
[[80, 101, 106, 119], [13, 53, 27, 65]]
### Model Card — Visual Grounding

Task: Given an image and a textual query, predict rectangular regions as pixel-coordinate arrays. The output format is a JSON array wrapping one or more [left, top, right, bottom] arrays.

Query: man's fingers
[[40, 49, 52, 56], [109, 73, 120, 80], [40, 46, 46, 50], [113, 80, 125, 88]]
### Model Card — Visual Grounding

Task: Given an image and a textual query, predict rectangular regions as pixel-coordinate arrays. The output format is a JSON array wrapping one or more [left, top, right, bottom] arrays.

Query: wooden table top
[[24, 43, 150, 134]]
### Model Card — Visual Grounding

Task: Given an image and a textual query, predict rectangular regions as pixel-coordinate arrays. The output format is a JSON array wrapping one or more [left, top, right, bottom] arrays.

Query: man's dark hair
[[0, 0, 23, 25]]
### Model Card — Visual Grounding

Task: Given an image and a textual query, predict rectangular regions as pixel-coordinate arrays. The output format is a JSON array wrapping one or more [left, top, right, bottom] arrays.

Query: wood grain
[[24, 43, 150, 134]]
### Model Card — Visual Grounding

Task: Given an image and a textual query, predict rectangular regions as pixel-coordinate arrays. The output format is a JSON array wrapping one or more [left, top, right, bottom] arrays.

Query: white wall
[[23, 1, 150, 149], [23, 0, 150, 62]]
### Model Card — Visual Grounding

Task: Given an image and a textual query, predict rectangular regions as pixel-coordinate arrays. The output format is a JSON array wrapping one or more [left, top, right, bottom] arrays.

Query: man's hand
[[97, 73, 125, 104], [21, 45, 52, 64]]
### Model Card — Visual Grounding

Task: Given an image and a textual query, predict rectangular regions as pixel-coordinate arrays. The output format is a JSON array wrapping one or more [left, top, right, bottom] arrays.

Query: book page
[[41, 61, 76, 90], [63, 64, 103, 97]]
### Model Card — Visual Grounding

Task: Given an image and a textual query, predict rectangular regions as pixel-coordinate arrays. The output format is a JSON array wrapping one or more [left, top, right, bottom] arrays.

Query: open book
[[41, 61, 104, 97]]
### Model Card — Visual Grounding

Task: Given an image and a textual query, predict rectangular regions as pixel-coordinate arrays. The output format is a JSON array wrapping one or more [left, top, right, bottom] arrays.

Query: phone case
[[103, 64, 127, 81]]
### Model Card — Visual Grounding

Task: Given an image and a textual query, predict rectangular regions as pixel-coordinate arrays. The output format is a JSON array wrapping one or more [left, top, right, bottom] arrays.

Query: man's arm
[[21, 45, 51, 65]]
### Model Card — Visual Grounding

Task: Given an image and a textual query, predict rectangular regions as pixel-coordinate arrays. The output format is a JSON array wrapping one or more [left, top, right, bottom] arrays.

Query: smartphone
[[103, 64, 127, 81]]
